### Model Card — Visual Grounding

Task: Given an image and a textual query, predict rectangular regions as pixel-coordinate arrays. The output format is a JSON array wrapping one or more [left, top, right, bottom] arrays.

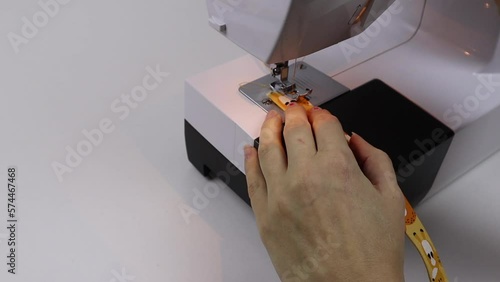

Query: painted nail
[[313, 106, 321, 111], [288, 102, 296, 107]]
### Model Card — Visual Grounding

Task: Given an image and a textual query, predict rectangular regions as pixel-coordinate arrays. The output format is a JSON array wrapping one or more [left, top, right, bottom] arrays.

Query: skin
[[244, 104, 406, 282]]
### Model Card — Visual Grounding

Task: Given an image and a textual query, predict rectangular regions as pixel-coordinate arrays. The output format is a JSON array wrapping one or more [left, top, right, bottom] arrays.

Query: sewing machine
[[185, 0, 500, 205]]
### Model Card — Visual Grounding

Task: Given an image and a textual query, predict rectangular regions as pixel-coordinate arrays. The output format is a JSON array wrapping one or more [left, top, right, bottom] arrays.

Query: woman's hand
[[244, 104, 406, 282]]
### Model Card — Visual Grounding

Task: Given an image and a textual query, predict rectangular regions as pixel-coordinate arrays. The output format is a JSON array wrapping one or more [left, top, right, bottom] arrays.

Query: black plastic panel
[[320, 79, 454, 205], [185, 120, 251, 205]]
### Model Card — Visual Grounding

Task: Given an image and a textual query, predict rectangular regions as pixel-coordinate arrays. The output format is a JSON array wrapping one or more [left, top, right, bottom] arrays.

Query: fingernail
[[344, 133, 352, 143], [266, 110, 278, 120], [313, 106, 321, 111], [288, 102, 296, 107], [351, 132, 365, 141], [244, 145, 253, 159]]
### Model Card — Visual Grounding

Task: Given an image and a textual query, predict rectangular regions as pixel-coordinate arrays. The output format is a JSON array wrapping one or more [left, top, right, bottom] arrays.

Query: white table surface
[[1, 1, 499, 281]]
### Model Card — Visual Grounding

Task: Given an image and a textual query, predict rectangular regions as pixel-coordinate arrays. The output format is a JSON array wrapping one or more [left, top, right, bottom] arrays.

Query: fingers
[[283, 103, 317, 168], [259, 110, 287, 181], [307, 107, 352, 154], [348, 133, 400, 194], [244, 145, 268, 220]]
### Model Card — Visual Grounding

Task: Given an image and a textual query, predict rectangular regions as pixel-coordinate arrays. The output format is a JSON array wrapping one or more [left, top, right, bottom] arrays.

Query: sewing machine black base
[[185, 79, 454, 206]]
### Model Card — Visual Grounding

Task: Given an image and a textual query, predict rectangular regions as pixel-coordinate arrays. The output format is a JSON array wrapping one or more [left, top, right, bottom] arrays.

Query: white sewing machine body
[[185, 0, 500, 205]]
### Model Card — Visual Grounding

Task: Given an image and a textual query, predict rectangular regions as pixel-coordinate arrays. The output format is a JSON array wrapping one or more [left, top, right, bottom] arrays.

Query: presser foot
[[239, 62, 349, 113]]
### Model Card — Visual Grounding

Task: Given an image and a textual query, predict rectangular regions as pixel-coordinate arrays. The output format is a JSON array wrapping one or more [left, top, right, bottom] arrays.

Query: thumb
[[348, 133, 399, 194]]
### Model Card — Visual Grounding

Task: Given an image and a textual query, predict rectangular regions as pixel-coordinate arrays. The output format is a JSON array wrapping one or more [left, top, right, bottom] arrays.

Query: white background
[[0, 1, 499, 281]]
